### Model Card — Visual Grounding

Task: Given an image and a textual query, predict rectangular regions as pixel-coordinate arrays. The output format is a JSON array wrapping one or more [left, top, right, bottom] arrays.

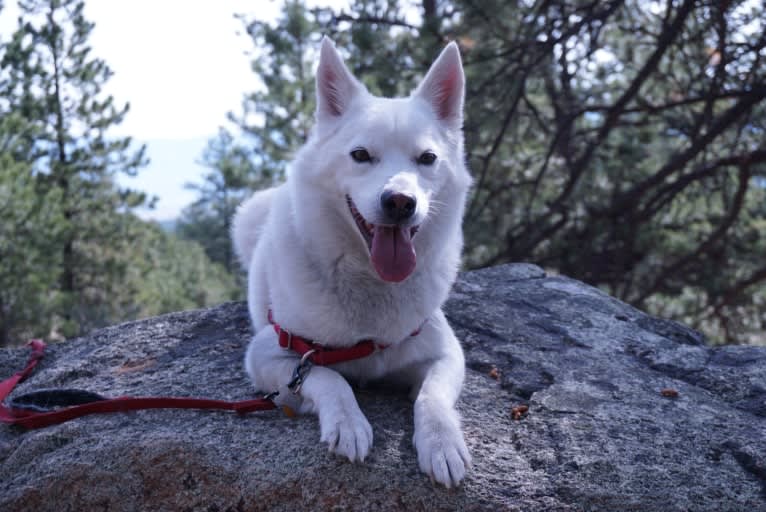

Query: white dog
[[232, 37, 472, 487]]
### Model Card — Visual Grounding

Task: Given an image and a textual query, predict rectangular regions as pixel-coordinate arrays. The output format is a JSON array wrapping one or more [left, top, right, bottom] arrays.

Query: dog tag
[[271, 384, 303, 419]]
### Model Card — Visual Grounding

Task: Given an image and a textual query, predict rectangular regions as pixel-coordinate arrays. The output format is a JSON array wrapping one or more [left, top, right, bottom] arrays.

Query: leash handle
[[0, 339, 45, 416], [0, 340, 276, 430]]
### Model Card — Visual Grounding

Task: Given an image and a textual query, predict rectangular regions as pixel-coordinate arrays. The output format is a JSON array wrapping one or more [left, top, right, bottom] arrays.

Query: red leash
[[0, 340, 276, 429], [1, 315, 423, 430]]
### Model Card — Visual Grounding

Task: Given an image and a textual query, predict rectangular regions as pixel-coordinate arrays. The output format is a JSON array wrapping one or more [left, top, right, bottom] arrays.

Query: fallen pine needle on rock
[[511, 404, 529, 420]]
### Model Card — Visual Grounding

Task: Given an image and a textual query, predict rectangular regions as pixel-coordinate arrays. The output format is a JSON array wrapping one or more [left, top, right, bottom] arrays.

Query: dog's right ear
[[413, 42, 465, 128], [315, 37, 363, 121]]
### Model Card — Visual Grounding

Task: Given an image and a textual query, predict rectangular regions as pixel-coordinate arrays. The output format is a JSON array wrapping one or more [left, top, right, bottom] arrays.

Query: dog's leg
[[300, 365, 374, 462], [246, 254, 270, 330], [410, 312, 471, 487], [245, 327, 373, 462]]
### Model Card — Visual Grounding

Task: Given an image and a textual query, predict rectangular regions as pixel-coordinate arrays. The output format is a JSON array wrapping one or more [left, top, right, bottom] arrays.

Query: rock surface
[[1, 264, 765, 511]]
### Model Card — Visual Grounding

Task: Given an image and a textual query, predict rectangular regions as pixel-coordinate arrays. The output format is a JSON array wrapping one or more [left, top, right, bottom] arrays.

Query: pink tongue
[[370, 225, 416, 282]]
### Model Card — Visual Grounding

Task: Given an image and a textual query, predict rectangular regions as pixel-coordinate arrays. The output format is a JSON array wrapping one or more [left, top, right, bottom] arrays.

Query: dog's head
[[292, 38, 471, 283]]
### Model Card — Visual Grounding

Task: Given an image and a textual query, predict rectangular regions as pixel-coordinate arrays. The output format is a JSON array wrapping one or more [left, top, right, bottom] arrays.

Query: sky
[[1, 0, 348, 221], [91, 1, 263, 220]]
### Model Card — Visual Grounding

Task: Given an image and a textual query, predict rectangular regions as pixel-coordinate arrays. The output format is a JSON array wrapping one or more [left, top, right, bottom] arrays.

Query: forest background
[[1, 0, 764, 347]]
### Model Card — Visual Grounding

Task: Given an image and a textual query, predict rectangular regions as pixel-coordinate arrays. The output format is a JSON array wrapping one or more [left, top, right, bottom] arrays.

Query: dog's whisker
[[428, 200, 446, 216]]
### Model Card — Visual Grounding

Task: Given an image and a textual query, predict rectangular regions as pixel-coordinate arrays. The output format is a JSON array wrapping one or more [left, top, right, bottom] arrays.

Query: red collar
[[268, 310, 422, 365]]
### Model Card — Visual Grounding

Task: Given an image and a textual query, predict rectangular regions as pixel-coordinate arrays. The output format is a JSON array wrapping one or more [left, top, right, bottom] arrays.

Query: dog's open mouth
[[346, 195, 419, 283]]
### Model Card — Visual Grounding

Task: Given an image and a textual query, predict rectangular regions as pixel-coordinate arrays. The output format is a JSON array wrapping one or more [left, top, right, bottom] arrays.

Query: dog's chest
[[327, 273, 425, 342], [274, 266, 430, 346]]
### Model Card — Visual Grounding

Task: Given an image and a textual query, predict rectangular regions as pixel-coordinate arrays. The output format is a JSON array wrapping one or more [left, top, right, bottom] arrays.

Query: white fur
[[232, 38, 473, 487]]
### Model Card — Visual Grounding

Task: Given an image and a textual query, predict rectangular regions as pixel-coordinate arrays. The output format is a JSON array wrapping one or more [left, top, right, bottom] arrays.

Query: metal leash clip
[[287, 349, 316, 395], [262, 390, 279, 402]]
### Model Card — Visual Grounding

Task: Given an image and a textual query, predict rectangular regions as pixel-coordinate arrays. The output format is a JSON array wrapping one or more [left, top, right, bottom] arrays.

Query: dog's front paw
[[319, 401, 373, 463], [413, 409, 471, 487]]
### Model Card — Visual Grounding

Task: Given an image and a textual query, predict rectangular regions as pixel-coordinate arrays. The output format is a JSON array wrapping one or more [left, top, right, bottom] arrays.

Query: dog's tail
[[231, 187, 277, 270]]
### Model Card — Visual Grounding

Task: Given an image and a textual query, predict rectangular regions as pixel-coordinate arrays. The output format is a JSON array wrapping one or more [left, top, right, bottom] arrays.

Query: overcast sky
[[1, 0, 349, 221]]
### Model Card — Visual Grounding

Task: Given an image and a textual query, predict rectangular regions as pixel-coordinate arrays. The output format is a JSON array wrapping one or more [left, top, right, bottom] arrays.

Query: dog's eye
[[417, 151, 437, 166], [350, 148, 372, 163]]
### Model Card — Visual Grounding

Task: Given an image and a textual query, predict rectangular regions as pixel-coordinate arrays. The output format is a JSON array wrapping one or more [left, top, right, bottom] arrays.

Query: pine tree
[[228, 0, 323, 181], [125, 218, 241, 316], [177, 128, 260, 274], [1, 0, 148, 336], [0, 113, 65, 345]]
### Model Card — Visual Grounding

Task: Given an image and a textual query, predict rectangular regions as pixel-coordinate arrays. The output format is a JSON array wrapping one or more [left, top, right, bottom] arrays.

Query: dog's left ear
[[413, 42, 465, 127]]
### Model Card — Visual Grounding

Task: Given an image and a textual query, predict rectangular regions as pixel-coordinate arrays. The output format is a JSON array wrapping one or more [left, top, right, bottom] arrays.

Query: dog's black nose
[[381, 191, 417, 223]]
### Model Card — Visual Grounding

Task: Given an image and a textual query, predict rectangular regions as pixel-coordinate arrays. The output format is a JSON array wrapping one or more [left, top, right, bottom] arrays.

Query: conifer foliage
[[212, 0, 765, 344], [1, 0, 147, 338], [2, 0, 764, 345], [0, 0, 237, 345]]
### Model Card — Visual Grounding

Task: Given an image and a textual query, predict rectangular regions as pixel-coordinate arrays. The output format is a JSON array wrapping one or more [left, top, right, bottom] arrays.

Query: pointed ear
[[315, 37, 364, 119], [413, 42, 465, 126]]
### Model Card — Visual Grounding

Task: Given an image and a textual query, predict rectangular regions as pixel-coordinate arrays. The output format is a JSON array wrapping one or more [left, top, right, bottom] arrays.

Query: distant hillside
[[158, 219, 177, 233]]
